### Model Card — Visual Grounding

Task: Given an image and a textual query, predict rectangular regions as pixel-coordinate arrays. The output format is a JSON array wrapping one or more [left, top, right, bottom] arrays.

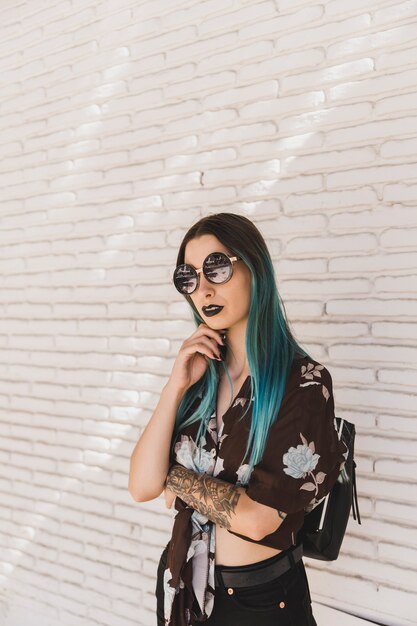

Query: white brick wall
[[0, 1, 416, 625]]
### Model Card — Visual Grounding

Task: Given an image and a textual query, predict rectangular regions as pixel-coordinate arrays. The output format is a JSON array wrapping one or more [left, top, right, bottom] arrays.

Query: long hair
[[169, 212, 312, 476]]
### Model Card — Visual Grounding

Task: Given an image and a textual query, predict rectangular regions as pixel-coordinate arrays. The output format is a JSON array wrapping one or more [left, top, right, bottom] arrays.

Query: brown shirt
[[160, 356, 348, 626]]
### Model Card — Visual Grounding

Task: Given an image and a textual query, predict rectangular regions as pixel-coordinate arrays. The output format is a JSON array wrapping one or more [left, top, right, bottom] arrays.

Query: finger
[[187, 323, 224, 348], [184, 341, 221, 361], [191, 337, 222, 359], [197, 324, 226, 347]]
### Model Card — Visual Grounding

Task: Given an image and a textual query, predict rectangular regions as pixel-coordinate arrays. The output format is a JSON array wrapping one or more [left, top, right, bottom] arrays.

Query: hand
[[164, 487, 176, 509], [166, 323, 226, 393]]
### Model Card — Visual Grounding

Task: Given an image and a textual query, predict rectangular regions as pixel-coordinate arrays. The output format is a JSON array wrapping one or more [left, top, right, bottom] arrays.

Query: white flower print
[[206, 412, 217, 442], [283, 432, 326, 496], [163, 566, 179, 622], [339, 439, 349, 473], [236, 463, 254, 486], [204, 525, 216, 616], [212, 455, 225, 478], [300, 362, 331, 401], [174, 434, 216, 474], [283, 435, 320, 479], [321, 384, 330, 402], [218, 432, 229, 447], [185, 516, 216, 621], [186, 533, 211, 612], [192, 509, 211, 526], [304, 494, 326, 514], [301, 362, 324, 380], [232, 397, 248, 409]]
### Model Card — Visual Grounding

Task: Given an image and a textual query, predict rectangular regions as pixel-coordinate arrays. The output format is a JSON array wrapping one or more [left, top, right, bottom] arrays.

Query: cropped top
[[159, 356, 348, 626]]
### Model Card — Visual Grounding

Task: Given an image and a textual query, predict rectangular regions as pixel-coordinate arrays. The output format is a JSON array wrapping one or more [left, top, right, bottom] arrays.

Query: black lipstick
[[202, 304, 224, 317]]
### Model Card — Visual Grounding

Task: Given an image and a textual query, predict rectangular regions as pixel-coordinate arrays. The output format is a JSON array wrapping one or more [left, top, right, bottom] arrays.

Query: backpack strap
[[351, 459, 361, 524]]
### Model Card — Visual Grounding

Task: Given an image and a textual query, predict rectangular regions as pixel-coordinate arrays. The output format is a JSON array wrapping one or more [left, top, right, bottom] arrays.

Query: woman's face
[[183, 234, 252, 331]]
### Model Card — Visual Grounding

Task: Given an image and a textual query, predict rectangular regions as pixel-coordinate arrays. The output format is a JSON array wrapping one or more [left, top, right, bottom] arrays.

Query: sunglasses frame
[[173, 252, 242, 295]]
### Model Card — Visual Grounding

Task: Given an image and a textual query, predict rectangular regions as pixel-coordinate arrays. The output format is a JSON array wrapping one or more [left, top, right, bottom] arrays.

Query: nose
[[197, 272, 215, 296]]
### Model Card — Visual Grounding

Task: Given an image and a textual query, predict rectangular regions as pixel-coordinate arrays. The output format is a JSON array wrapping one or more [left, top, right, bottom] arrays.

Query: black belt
[[214, 543, 303, 588]]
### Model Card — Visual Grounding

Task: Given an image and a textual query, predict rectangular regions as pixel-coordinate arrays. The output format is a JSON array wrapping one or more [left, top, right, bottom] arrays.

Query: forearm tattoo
[[166, 464, 242, 530]]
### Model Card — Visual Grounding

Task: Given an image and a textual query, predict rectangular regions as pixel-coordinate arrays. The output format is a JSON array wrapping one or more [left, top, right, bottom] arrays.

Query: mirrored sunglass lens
[[203, 253, 232, 283], [174, 265, 197, 294]]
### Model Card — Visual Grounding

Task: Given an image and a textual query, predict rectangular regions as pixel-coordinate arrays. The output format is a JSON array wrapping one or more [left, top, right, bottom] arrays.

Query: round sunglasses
[[173, 251, 242, 295]]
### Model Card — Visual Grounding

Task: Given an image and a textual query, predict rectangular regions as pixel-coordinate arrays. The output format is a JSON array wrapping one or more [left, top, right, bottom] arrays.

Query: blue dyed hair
[[170, 212, 312, 474]]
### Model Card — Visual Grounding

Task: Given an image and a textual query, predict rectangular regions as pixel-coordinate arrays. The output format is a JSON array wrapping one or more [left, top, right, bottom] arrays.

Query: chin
[[207, 319, 226, 329], [206, 319, 222, 327]]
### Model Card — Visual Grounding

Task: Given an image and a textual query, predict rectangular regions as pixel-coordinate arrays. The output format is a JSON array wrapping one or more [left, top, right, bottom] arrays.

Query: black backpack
[[297, 416, 361, 560]]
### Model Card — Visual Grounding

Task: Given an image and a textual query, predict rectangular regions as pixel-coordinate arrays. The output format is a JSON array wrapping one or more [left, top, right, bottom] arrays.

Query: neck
[[222, 319, 248, 378]]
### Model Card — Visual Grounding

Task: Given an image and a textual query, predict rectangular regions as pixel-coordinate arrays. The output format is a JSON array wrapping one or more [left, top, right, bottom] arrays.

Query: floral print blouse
[[159, 356, 348, 626]]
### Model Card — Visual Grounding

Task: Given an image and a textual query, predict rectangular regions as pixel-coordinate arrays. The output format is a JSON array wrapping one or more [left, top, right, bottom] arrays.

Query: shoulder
[[285, 356, 333, 403]]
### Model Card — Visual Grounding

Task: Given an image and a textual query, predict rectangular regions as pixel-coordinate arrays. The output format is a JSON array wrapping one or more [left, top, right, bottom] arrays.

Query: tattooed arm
[[165, 463, 287, 541]]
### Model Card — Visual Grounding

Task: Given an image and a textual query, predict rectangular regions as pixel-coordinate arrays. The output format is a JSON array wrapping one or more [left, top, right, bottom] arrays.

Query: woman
[[129, 213, 347, 626]]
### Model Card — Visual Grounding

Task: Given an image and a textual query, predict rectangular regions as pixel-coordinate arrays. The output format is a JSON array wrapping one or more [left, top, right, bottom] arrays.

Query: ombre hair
[[170, 212, 312, 474]]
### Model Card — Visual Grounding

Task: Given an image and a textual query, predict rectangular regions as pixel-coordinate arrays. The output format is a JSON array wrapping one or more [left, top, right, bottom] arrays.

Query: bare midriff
[[215, 524, 282, 566], [215, 368, 283, 566]]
